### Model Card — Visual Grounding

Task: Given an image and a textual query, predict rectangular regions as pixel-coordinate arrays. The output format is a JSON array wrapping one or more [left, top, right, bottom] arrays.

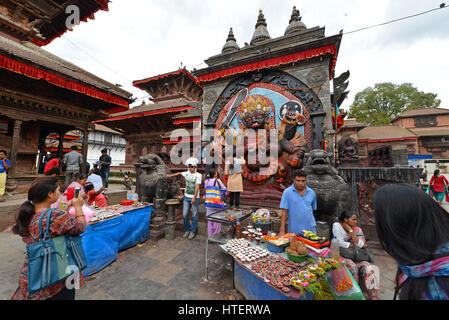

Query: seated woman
[[51, 173, 87, 210], [84, 182, 107, 208], [332, 210, 380, 300]]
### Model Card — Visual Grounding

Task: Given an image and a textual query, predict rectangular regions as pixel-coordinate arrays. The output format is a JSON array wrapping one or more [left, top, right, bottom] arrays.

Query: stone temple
[[193, 7, 345, 206]]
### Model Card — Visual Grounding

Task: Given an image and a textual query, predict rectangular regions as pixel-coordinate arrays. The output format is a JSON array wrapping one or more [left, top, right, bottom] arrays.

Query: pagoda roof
[[133, 69, 200, 90], [173, 108, 202, 126], [31, 0, 110, 46], [94, 124, 122, 135], [94, 98, 198, 123], [0, 34, 132, 113]]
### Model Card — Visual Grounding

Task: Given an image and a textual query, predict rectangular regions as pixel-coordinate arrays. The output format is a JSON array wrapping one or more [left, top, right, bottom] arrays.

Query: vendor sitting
[[84, 182, 107, 208], [332, 210, 380, 300]]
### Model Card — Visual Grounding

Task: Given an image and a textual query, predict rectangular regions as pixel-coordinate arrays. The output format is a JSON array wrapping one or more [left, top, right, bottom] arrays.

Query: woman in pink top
[[204, 169, 226, 237], [51, 173, 87, 210]]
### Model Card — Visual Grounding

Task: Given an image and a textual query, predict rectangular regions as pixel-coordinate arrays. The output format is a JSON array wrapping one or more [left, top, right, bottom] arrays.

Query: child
[[84, 182, 107, 208], [205, 169, 227, 237]]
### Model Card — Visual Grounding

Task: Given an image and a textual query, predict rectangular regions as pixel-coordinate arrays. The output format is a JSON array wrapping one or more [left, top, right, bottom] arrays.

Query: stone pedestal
[[149, 215, 167, 240], [165, 199, 180, 240], [149, 198, 168, 240]]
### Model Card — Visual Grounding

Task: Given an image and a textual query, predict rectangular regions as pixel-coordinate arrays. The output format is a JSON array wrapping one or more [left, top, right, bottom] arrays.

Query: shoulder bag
[[26, 208, 87, 294], [205, 179, 226, 209]]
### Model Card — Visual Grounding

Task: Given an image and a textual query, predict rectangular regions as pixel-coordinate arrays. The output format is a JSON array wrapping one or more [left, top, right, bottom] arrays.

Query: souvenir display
[[262, 233, 293, 247], [88, 209, 122, 224], [297, 230, 330, 249], [251, 208, 273, 224], [225, 239, 269, 262], [207, 208, 254, 223]]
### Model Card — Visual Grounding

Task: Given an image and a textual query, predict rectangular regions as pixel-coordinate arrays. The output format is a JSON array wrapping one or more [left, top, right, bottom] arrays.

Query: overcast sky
[[45, 0, 449, 111]]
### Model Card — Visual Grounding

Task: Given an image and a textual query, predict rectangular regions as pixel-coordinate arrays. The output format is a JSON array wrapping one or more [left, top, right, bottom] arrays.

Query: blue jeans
[[100, 169, 110, 188], [183, 197, 199, 233]]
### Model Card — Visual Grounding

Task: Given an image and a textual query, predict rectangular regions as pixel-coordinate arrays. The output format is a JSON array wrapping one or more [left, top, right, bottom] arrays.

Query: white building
[[87, 124, 126, 166]]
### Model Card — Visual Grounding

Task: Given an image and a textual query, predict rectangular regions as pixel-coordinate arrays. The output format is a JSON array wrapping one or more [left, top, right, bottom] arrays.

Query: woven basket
[[285, 247, 308, 262]]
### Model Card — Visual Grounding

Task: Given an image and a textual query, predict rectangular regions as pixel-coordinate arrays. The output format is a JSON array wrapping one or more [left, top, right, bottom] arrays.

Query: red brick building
[[391, 107, 449, 159], [337, 108, 449, 167]]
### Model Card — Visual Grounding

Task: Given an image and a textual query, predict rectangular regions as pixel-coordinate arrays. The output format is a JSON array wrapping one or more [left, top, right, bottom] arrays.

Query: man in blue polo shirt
[[279, 169, 317, 235]]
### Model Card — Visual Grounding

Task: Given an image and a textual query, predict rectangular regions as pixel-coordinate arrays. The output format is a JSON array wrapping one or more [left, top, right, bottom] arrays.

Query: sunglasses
[[188, 165, 196, 168]]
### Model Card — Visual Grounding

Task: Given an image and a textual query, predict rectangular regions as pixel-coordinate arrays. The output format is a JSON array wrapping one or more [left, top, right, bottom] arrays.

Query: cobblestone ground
[[0, 230, 396, 300]]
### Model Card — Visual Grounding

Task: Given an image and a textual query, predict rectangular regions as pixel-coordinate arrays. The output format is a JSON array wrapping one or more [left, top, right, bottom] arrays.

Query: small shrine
[[193, 7, 345, 205], [96, 68, 203, 169]]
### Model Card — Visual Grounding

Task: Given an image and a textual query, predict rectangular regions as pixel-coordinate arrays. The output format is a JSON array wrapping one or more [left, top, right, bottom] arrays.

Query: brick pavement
[[0, 229, 396, 300]]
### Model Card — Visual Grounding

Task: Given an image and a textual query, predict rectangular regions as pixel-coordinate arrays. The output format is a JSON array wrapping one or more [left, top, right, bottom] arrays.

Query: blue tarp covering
[[81, 206, 152, 276], [118, 207, 151, 251]]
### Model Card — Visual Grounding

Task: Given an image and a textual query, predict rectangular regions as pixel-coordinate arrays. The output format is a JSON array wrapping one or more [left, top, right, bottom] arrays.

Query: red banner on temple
[[0, 54, 129, 113], [196, 44, 337, 83]]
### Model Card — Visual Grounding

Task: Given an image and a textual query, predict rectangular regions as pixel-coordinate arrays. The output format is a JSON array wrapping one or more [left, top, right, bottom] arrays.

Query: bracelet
[[76, 215, 84, 218]]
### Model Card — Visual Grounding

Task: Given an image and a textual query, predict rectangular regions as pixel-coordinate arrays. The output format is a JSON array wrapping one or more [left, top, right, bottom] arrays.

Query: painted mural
[[211, 83, 313, 203]]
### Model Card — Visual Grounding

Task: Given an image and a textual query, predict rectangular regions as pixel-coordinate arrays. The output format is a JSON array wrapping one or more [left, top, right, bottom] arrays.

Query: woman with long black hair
[[10, 177, 86, 300], [373, 183, 449, 300]]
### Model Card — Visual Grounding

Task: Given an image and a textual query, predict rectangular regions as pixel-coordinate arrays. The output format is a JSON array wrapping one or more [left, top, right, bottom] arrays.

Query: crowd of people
[[6, 150, 449, 300]]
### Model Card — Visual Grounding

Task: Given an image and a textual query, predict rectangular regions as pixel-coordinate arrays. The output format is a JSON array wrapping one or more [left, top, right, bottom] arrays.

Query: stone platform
[[0, 185, 131, 231], [0, 228, 397, 300]]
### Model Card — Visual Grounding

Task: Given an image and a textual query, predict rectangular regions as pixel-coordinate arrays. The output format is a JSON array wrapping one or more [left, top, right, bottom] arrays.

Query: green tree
[[347, 83, 441, 125]]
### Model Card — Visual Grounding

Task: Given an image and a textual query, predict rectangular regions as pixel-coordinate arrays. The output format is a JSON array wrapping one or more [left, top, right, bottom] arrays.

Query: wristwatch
[[349, 229, 354, 233]]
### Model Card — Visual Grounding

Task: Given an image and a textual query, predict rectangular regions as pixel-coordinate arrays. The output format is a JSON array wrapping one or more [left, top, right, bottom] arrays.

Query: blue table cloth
[[81, 206, 152, 276]]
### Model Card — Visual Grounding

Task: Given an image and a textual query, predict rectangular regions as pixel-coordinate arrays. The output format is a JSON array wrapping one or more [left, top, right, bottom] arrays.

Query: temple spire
[[250, 9, 271, 45], [289, 6, 300, 24], [285, 6, 307, 36], [222, 27, 240, 54]]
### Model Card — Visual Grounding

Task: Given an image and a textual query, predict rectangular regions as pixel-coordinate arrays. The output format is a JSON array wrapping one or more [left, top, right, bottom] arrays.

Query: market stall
[[81, 202, 153, 276], [216, 216, 365, 300], [205, 207, 255, 280]]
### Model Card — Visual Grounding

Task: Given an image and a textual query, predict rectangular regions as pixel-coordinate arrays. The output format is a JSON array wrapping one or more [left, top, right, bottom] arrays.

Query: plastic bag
[[325, 264, 365, 300], [69, 205, 95, 223]]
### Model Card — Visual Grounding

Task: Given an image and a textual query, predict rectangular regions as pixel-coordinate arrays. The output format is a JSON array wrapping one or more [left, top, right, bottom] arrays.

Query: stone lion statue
[[302, 149, 351, 224], [136, 153, 181, 214]]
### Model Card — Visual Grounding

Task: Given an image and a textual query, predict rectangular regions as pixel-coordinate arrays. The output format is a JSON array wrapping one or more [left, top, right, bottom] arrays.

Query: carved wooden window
[[0, 120, 8, 134], [414, 115, 437, 128], [104, 133, 112, 145]]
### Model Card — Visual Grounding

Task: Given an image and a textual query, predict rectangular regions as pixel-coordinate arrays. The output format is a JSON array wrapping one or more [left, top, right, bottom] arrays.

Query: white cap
[[184, 157, 199, 167]]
